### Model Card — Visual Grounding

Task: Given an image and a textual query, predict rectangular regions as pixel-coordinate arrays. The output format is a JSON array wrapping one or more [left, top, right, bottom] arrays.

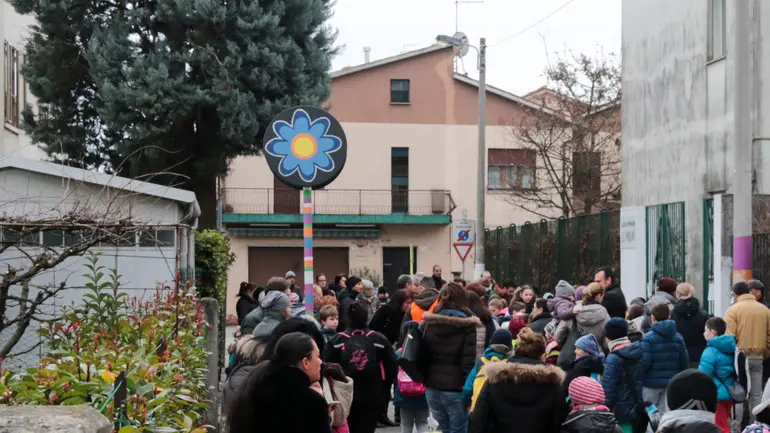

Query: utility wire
[[489, 0, 578, 48]]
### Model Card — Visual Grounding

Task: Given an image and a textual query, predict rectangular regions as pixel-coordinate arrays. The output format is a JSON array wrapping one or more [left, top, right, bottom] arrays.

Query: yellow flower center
[[291, 134, 318, 160]]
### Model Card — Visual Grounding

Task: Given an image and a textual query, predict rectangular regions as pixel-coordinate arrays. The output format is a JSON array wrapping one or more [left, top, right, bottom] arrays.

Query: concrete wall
[[0, 1, 44, 160], [0, 406, 111, 433]]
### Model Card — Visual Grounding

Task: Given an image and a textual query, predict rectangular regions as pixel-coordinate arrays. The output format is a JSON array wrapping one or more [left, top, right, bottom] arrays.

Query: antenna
[[454, 0, 483, 71]]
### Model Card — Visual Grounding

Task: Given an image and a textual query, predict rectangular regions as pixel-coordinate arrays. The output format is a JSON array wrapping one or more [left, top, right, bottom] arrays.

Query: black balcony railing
[[223, 188, 456, 216]]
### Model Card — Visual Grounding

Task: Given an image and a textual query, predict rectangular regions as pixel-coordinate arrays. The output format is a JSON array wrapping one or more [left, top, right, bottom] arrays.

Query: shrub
[[0, 253, 210, 433]]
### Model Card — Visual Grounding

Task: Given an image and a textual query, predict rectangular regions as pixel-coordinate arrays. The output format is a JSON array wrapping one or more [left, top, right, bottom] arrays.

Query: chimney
[[364, 47, 371, 63]]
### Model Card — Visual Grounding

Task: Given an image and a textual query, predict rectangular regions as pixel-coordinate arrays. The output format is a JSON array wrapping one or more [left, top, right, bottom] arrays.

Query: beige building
[[0, 4, 42, 159], [222, 44, 579, 315]]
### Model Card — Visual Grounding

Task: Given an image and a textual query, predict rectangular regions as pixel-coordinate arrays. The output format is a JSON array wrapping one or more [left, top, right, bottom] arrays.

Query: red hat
[[508, 316, 528, 339], [657, 277, 678, 294]]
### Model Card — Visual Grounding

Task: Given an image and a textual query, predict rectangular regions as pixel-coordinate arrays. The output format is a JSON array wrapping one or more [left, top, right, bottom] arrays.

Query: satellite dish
[[453, 31, 470, 58]]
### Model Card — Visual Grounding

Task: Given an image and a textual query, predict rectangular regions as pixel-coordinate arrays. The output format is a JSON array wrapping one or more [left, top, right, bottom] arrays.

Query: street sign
[[452, 220, 475, 245], [454, 244, 473, 262]]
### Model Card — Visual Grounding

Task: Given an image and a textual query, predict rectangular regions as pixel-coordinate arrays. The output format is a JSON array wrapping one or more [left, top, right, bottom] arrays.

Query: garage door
[[247, 247, 349, 288]]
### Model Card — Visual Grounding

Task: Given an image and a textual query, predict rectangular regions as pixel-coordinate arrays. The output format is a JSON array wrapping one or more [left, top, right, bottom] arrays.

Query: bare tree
[[503, 51, 621, 218], [0, 178, 184, 359]]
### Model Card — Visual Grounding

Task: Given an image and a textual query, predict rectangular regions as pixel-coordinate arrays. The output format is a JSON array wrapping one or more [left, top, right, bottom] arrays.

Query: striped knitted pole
[[303, 187, 315, 315]]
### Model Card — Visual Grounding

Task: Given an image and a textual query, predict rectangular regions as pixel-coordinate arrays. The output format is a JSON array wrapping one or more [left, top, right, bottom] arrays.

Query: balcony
[[222, 188, 456, 225]]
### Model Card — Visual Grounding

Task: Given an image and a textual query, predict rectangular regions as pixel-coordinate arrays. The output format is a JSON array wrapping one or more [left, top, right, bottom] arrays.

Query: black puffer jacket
[[563, 354, 605, 394], [530, 311, 554, 335], [419, 310, 480, 391], [672, 298, 710, 365], [560, 409, 623, 433], [236, 295, 258, 325], [470, 357, 569, 433]]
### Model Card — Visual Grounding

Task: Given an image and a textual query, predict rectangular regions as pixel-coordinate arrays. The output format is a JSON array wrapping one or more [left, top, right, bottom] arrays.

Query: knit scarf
[[608, 337, 631, 351]]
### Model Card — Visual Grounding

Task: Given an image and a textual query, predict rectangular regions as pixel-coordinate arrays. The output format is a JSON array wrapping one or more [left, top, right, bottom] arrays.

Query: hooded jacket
[[563, 354, 605, 395], [549, 295, 577, 321], [602, 342, 644, 423], [560, 409, 623, 433], [462, 344, 511, 408], [640, 320, 689, 389], [240, 305, 265, 335], [642, 291, 676, 332], [656, 409, 720, 433], [672, 297, 710, 364], [698, 334, 738, 402], [236, 294, 258, 326], [252, 292, 289, 340], [419, 310, 481, 391], [469, 358, 569, 433], [223, 363, 256, 408], [576, 303, 611, 350], [402, 288, 440, 325], [602, 284, 628, 319]]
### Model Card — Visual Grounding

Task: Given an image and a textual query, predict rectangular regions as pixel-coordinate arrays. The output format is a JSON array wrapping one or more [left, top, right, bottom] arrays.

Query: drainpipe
[[182, 200, 202, 281], [364, 47, 371, 63]]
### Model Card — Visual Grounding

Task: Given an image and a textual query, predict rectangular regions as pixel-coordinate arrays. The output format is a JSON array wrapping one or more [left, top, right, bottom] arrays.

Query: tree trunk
[[193, 173, 218, 230]]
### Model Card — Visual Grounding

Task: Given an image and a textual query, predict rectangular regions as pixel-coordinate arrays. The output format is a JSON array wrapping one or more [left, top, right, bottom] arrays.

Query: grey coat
[[575, 303, 611, 350]]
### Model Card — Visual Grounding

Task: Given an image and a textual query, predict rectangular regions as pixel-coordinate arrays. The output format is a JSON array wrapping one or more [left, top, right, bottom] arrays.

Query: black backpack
[[336, 330, 381, 380]]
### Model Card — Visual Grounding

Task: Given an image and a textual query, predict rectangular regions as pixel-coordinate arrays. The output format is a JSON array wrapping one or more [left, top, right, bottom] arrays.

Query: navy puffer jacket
[[602, 342, 643, 423], [640, 320, 689, 389]]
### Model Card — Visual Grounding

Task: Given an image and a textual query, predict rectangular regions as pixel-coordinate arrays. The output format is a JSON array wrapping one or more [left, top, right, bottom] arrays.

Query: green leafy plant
[[194, 230, 235, 301], [0, 253, 210, 433]]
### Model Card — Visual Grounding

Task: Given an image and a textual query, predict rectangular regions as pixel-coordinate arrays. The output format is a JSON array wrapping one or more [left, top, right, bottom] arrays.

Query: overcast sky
[[330, 0, 621, 96]]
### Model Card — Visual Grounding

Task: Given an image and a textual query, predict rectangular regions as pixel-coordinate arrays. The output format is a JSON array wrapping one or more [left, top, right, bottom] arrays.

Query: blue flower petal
[[279, 154, 301, 176], [276, 122, 298, 143], [312, 152, 334, 171], [298, 159, 317, 181], [292, 110, 311, 133], [309, 117, 330, 138], [317, 136, 341, 153], [265, 138, 291, 157]]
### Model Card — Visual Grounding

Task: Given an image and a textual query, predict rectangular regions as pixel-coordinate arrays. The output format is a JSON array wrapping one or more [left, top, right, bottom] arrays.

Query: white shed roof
[[0, 155, 198, 205]]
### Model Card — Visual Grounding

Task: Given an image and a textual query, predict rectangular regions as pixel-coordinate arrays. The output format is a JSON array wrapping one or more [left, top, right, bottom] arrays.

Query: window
[[487, 149, 535, 190], [390, 79, 410, 104], [573, 151, 601, 198], [4, 41, 19, 127], [708, 0, 726, 61], [391, 147, 409, 213], [138, 229, 176, 247]]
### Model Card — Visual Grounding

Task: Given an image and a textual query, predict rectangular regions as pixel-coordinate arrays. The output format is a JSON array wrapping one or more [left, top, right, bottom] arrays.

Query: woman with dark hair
[[420, 282, 482, 433], [325, 302, 397, 433], [466, 291, 496, 349], [369, 289, 413, 345], [227, 332, 329, 433], [235, 282, 258, 325]]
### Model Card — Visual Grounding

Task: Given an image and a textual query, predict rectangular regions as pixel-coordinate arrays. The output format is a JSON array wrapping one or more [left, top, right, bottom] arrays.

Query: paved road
[[379, 403, 401, 433]]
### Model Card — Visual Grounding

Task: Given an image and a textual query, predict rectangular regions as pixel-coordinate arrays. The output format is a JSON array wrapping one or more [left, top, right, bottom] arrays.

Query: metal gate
[[646, 202, 686, 292], [702, 198, 714, 312]]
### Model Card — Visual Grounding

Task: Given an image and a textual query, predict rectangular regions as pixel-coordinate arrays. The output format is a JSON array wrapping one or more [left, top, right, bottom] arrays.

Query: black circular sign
[[262, 105, 348, 190]]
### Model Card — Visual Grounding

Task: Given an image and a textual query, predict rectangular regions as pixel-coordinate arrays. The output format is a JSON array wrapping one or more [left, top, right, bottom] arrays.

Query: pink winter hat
[[568, 376, 605, 406]]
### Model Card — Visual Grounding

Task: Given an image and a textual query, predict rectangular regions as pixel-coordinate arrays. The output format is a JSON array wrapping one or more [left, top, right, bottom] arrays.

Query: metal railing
[[222, 188, 456, 216]]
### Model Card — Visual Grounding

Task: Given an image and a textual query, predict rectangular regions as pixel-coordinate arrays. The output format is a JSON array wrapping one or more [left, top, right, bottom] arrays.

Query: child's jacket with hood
[[462, 344, 511, 409], [698, 333, 738, 402], [560, 407, 623, 433]]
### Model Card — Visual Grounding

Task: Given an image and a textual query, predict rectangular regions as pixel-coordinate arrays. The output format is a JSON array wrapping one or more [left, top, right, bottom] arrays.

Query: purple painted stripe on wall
[[733, 235, 753, 269]]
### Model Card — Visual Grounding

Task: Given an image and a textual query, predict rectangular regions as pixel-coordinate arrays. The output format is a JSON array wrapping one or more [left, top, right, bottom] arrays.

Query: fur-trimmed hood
[[484, 360, 565, 386], [422, 311, 481, 328]]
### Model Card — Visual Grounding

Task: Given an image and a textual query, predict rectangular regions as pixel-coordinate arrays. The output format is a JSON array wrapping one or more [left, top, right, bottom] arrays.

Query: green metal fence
[[646, 202, 686, 285], [484, 211, 620, 291]]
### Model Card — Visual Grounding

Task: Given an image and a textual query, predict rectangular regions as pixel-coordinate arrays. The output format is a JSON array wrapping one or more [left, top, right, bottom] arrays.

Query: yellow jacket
[[725, 294, 770, 359]]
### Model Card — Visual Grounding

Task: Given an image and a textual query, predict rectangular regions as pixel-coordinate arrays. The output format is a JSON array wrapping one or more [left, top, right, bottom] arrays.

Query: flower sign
[[263, 106, 347, 190]]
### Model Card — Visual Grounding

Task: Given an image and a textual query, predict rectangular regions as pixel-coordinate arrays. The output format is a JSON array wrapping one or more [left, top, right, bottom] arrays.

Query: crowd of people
[[224, 266, 770, 433]]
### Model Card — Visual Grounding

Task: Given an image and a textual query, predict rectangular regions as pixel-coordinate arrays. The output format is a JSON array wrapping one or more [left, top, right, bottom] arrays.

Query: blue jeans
[[425, 389, 468, 433]]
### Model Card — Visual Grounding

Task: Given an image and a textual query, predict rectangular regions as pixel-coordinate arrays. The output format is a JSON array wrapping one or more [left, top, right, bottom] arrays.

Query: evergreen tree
[[13, 0, 336, 227]]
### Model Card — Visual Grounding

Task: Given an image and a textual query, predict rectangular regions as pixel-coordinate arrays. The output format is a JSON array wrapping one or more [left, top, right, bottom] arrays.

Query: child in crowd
[[488, 298, 510, 325], [625, 303, 645, 343], [561, 376, 623, 433], [548, 280, 578, 322], [509, 301, 526, 317], [395, 321, 429, 433], [698, 317, 738, 433], [463, 328, 514, 411], [319, 305, 339, 342], [564, 334, 606, 393]]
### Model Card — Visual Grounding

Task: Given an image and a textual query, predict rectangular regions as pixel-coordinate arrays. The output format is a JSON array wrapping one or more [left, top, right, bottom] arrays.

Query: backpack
[[336, 330, 381, 380], [735, 347, 750, 396], [471, 356, 506, 411], [397, 367, 426, 396]]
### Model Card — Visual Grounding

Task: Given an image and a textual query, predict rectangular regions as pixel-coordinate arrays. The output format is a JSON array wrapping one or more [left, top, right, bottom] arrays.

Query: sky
[[329, 0, 621, 96]]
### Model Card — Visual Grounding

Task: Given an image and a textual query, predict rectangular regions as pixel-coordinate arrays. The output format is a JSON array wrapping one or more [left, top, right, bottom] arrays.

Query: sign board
[[454, 244, 473, 262], [262, 106, 348, 190], [452, 220, 475, 245]]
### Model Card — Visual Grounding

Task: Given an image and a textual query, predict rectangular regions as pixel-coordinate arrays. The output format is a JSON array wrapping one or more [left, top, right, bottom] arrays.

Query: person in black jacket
[[470, 328, 569, 433], [595, 267, 628, 319], [563, 334, 606, 394], [671, 282, 710, 367], [432, 264, 447, 291], [420, 283, 481, 433], [529, 298, 554, 335], [235, 282, 258, 326], [338, 276, 363, 329], [227, 332, 329, 433], [370, 289, 412, 345]]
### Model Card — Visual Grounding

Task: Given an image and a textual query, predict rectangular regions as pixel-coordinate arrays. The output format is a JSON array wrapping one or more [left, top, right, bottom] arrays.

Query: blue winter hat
[[489, 328, 513, 349], [575, 334, 605, 360]]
